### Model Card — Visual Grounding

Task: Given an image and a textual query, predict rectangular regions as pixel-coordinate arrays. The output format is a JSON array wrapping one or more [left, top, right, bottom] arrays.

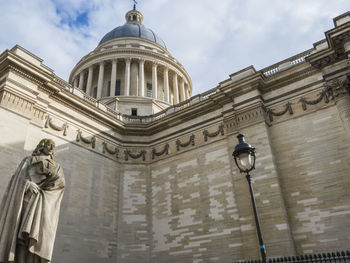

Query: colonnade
[[73, 58, 191, 104]]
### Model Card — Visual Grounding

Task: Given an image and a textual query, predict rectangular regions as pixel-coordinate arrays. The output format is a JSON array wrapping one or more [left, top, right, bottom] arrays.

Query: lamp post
[[232, 134, 267, 263]]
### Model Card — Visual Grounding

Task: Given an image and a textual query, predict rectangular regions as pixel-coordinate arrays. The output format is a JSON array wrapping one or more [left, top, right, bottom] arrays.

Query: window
[[146, 83, 152, 98], [115, 80, 121, 96], [131, 108, 137, 116], [93, 87, 97, 98]]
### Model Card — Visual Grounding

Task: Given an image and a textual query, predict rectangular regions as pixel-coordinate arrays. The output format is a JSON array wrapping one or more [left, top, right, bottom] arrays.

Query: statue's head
[[32, 138, 56, 158]]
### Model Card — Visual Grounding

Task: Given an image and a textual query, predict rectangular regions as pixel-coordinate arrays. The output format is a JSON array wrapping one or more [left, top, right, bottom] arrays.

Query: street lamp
[[232, 134, 267, 263]]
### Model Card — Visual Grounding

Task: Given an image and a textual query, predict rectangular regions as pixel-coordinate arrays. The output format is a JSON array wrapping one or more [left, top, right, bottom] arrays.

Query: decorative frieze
[[76, 129, 96, 149], [176, 134, 195, 151], [266, 102, 293, 122], [299, 90, 330, 111], [45, 116, 69, 136], [0, 89, 34, 116], [151, 144, 169, 159], [203, 125, 224, 142], [102, 141, 119, 158], [124, 149, 146, 161], [225, 106, 266, 133]]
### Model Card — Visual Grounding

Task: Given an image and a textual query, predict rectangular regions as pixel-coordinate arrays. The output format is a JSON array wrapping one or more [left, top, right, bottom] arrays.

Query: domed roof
[[98, 8, 167, 49], [99, 23, 166, 48]]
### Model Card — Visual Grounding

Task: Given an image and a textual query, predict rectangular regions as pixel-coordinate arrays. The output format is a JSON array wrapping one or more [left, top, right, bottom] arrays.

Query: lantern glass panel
[[237, 152, 254, 171]]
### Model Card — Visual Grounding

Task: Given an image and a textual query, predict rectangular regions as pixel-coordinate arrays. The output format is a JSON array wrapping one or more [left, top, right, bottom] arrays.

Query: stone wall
[[269, 104, 350, 254], [151, 139, 242, 262]]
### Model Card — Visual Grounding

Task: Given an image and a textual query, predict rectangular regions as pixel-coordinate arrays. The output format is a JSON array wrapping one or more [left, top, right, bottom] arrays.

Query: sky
[[0, 0, 348, 95]]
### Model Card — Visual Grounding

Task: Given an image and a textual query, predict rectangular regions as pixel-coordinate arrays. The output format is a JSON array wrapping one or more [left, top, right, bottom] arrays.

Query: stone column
[[78, 71, 85, 90], [187, 87, 190, 99], [152, 63, 158, 99], [138, 59, 145, 97], [180, 78, 186, 101], [130, 61, 138, 96], [124, 58, 131, 96], [110, 60, 117, 97], [97, 62, 104, 99], [173, 72, 179, 104], [73, 77, 78, 88], [86, 66, 93, 96], [163, 67, 169, 103]]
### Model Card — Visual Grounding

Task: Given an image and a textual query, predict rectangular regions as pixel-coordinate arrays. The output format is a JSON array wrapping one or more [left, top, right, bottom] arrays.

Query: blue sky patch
[[54, 5, 89, 28]]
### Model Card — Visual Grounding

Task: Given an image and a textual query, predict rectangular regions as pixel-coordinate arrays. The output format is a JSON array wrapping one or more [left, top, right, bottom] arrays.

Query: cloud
[[0, 0, 348, 94]]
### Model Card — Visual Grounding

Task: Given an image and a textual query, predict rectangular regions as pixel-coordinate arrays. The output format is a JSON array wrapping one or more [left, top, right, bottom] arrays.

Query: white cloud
[[0, 0, 348, 94]]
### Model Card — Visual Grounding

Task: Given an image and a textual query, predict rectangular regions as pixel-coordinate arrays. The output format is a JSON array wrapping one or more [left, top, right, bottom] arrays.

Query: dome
[[98, 8, 166, 49], [99, 23, 167, 49], [69, 5, 192, 117]]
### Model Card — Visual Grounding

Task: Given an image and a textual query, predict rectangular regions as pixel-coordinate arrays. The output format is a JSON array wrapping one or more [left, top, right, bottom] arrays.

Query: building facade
[[0, 8, 350, 263]]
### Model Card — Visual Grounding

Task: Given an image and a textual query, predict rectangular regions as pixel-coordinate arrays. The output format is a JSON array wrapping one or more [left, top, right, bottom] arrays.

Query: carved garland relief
[[176, 134, 195, 151], [45, 116, 69, 136], [265, 76, 350, 122]]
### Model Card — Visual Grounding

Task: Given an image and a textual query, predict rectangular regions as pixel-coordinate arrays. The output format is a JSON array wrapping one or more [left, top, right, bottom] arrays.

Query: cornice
[[98, 37, 168, 54], [307, 22, 350, 69], [262, 66, 320, 93]]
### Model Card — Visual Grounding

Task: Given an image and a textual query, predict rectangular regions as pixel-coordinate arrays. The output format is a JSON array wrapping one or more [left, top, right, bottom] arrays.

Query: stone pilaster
[[328, 76, 350, 144]]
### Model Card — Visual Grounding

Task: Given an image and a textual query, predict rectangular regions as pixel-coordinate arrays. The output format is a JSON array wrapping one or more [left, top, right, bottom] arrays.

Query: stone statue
[[0, 139, 65, 263]]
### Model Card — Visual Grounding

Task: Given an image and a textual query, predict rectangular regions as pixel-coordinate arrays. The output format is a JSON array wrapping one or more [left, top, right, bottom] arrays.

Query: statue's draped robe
[[0, 156, 65, 263]]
